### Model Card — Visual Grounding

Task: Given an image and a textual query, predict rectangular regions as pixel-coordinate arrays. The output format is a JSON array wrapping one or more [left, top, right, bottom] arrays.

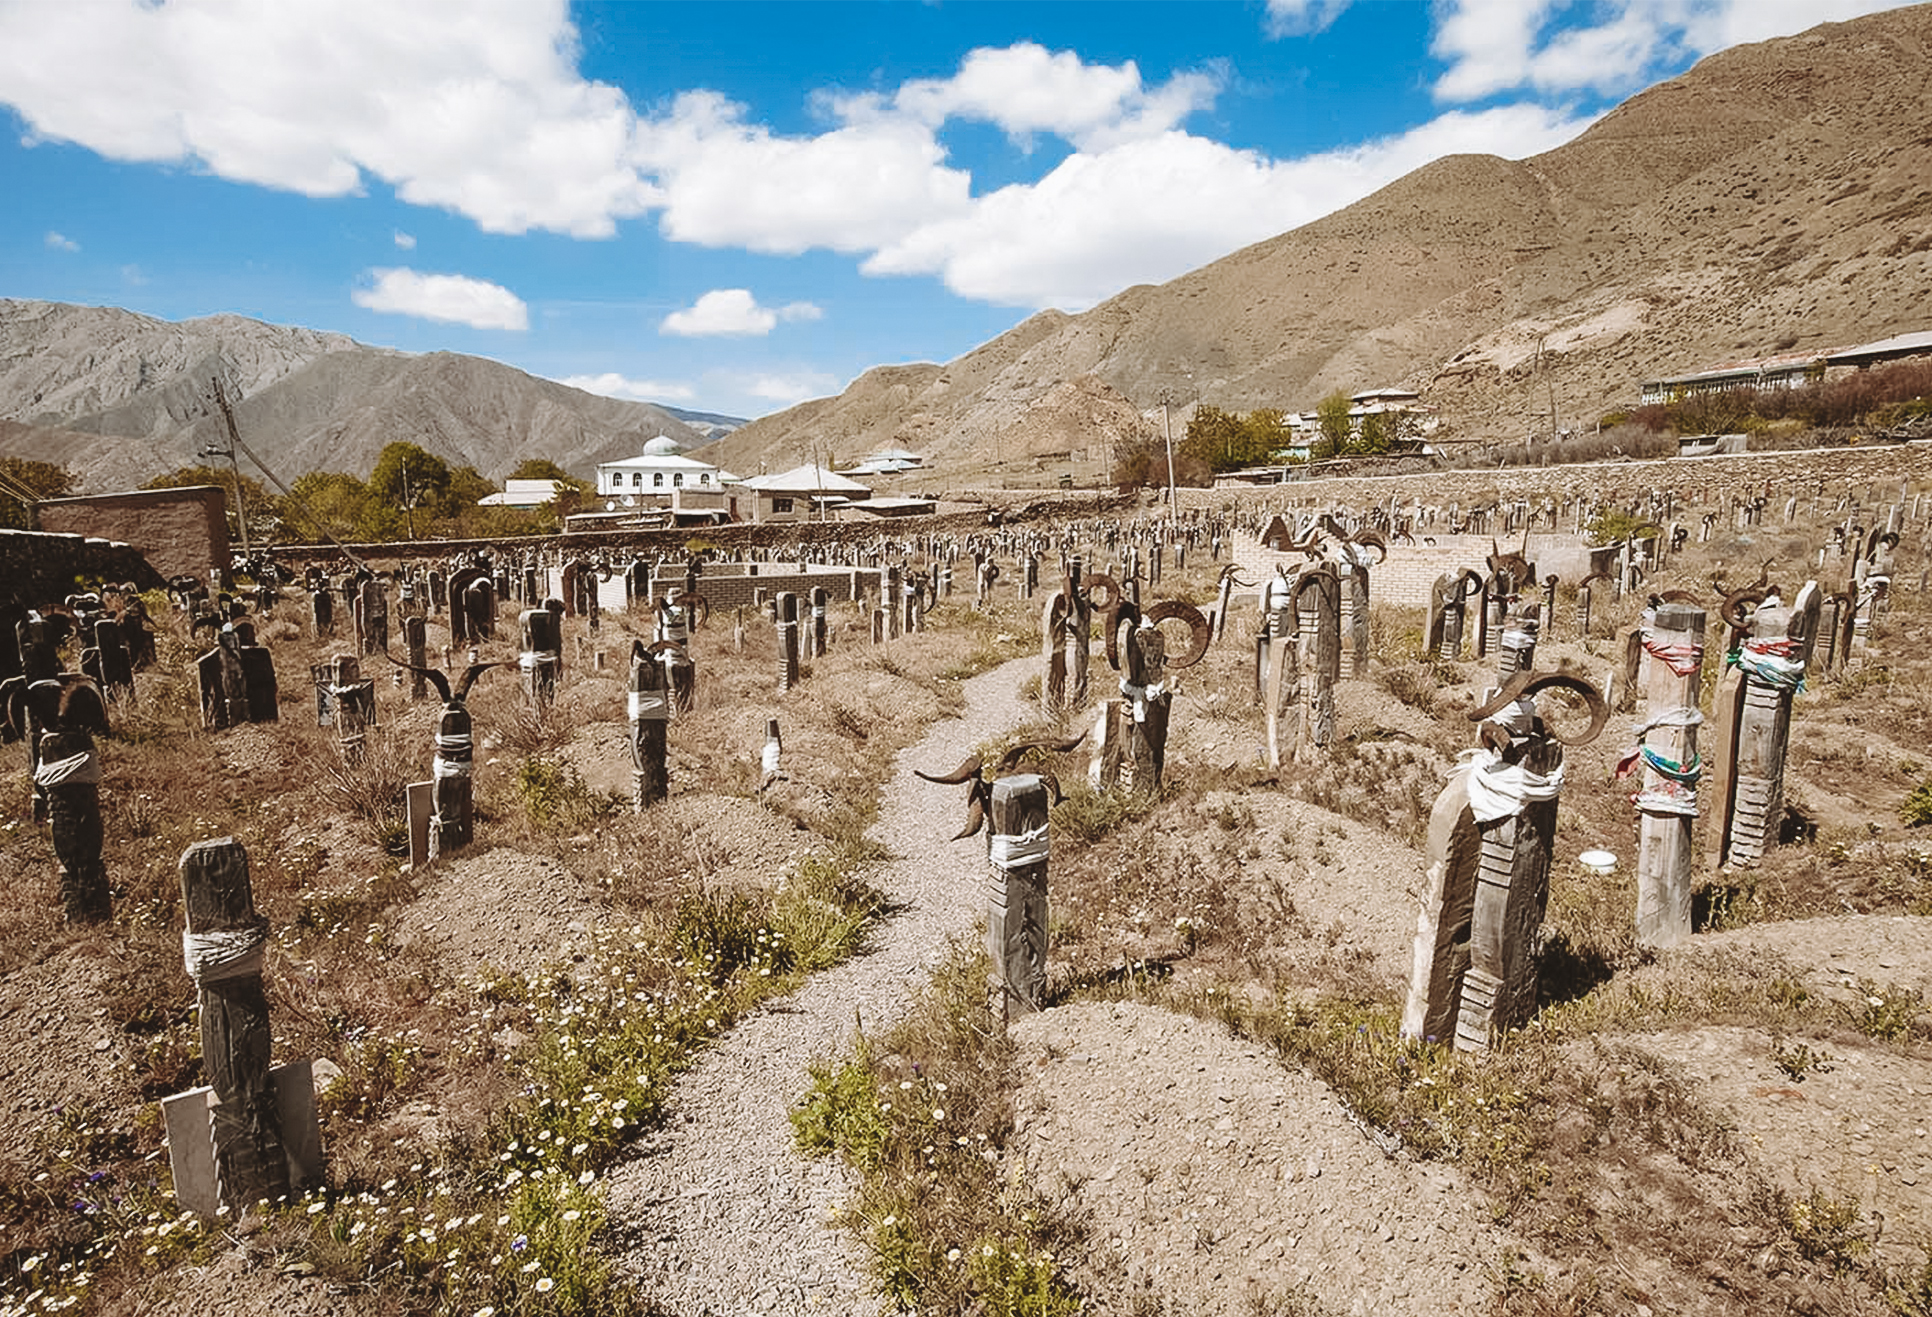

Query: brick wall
[[0, 528, 166, 604], [33, 485, 230, 583], [530, 562, 885, 615]]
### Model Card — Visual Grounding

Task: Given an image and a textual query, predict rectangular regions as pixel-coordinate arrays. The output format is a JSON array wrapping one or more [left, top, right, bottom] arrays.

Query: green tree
[[1315, 391, 1354, 459], [0, 457, 76, 529], [368, 442, 453, 536], [506, 458, 578, 484], [280, 471, 371, 544], [1354, 411, 1393, 455]]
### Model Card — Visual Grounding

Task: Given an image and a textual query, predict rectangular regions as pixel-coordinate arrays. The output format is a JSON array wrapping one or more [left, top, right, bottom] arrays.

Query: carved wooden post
[[403, 616, 427, 701], [1496, 603, 1539, 678], [1631, 603, 1706, 950], [810, 586, 829, 658], [630, 642, 670, 810], [1122, 620, 1170, 791], [428, 677, 482, 858], [885, 564, 903, 639], [179, 838, 289, 1209], [1404, 674, 1604, 1051], [1296, 568, 1340, 752], [356, 579, 387, 656], [1264, 575, 1298, 769], [464, 577, 495, 640], [776, 592, 800, 692], [988, 775, 1049, 1022], [1716, 586, 1820, 870], [35, 681, 110, 922], [1343, 560, 1370, 678], [519, 608, 561, 711], [1064, 558, 1091, 708], [83, 617, 134, 702], [323, 655, 373, 764]]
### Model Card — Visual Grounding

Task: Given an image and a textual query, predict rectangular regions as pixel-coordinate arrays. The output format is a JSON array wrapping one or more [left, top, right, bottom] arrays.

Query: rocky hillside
[[700, 4, 1932, 480], [0, 299, 711, 491]]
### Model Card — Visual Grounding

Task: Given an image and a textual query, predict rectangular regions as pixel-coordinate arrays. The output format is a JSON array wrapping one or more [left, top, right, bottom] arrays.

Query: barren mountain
[[701, 4, 1932, 480], [0, 299, 711, 492]]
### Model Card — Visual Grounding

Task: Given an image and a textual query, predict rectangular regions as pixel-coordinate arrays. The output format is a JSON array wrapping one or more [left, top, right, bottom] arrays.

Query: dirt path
[[603, 655, 1039, 1315]]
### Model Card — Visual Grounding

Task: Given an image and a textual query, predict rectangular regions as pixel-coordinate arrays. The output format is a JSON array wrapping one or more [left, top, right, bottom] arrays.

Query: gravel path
[[604, 655, 1038, 1315]]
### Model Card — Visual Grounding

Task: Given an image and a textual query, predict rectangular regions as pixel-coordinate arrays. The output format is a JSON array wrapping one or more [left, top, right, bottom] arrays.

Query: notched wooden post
[[1628, 603, 1707, 949], [1404, 672, 1606, 1052], [988, 775, 1050, 1021], [178, 838, 291, 1211], [1716, 584, 1820, 870], [630, 640, 671, 810], [35, 680, 111, 923]]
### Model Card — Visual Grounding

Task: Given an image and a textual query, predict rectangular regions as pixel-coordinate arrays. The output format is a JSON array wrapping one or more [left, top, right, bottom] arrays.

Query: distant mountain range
[[0, 298, 744, 492], [6, 5, 1931, 496], [695, 3, 1932, 483]]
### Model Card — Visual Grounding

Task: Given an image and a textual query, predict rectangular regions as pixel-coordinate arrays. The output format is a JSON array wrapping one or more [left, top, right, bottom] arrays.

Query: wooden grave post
[[1403, 673, 1604, 1051], [356, 578, 388, 656], [1295, 567, 1340, 753], [1496, 602, 1539, 678], [33, 680, 111, 922], [319, 655, 374, 764], [1716, 585, 1820, 870], [1343, 558, 1370, 678], [519, 607, 561, 711], [988, 774, 1050, 1022], [884, 564, 903, 639], [82, 617, 134, 703], [403, 615, 427, 701], [176, 838, 291, 1210], [1064, 558, 1091, 708], [1631, 603, 1706, 949], [1264, 574, 1298, 769], [630, 641, 671, 809], [1122, 618, 1171, 791], [310, 587, 334, 639], [810, 586, 829, 658], [776, 592, 800, 691]]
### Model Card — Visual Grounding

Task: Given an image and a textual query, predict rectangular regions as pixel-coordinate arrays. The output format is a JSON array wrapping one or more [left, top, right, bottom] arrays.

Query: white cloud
[[1431, 0, 1902, 102], [1265, 0, 1354, 38], [393, 230, 416, 250], [557, 372, 695, 403], [0, 0, 656, 236], [353, 267, 528, 331], [834, 42, 1221, 152], [631, 91, 970, 255], [737, 371, 844, 406], [866, 105, 1593, 310], [44, 231, 78, 252], [660, 288, 823, 337]]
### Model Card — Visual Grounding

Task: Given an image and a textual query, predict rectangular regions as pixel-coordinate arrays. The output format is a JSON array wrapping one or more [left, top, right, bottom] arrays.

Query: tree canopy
[[0, 457, 76, 529]]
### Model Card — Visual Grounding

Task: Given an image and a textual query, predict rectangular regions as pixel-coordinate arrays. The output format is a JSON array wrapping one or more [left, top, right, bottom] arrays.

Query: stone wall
[[1191, 442, 1932, 518], [534, 562, 883, 615], [33, 485, 230, 583], [1231, 532, 1598, 611], [0, 528, 167, 604]]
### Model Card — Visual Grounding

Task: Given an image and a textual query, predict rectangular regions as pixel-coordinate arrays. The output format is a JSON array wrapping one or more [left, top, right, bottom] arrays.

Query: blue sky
[[0, 0, 1904, 421]]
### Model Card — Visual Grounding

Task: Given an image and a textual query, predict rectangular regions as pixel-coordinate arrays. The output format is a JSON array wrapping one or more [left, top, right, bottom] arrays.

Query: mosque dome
[[642, 435, 683, 456]]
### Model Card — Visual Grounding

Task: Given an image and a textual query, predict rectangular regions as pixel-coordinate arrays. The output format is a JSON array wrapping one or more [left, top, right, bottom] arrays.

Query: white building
[[594, 435, 734, 499]]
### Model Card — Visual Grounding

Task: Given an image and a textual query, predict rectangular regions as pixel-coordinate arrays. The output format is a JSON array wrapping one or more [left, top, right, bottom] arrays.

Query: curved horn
[[1468, 670, 1607, 746], [1083, 573, 1121, 613], [384, 648, 455, 705], [1721, 588, 1765, 630], [1145, 599, 1211, 669], [1350, 528, 1389, 565], [954, 793, 987, 841], [1456, 568, 1485, 600], [916, 754, 985, 786], [1105, 598, 1141, 671], [995, 733, 1088, 774], [1658, 589, 1701, 605], [452, 662, 501, 704]]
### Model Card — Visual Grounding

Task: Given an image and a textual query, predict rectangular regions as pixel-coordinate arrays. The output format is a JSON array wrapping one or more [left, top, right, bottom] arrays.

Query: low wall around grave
[[1231, 531, 1599, 611], [33, 485, 229, 584], [0, 528, 167, 604]]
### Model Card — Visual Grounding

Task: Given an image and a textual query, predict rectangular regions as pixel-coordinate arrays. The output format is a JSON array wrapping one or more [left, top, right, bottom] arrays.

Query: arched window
[[631, 472, 642, 488], [699, 473, 710, 485], [653, 473, 664, 487], [673, 473, 684, 487]]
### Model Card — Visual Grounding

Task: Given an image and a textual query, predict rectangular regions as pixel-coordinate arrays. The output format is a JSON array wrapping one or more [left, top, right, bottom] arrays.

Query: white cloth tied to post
[[518, 650, 561, 671], [1458, 747, 1564, 824], [761, 742, 781, 775], [1118, 678, 1165, 723], [628, 690, 670, 722], [182, 917, 269, 985], [33, 750, 102, 787], [989, 823, 1050, 870]]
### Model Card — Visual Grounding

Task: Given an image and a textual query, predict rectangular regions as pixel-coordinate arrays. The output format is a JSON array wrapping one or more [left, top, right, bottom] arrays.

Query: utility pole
[[1160, 387, 1178, 518], [206, 377, 252, 561]]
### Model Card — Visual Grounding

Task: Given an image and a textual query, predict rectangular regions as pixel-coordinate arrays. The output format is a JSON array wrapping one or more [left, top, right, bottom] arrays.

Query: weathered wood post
[[1715, 585, 1820, 870], [629, 641, 670, 810], [810, 586, 829, 658], [776, 592, 801, 692], [1427, 571, 1480, 662], [34, 680, 111, 922], [1121, 618, 1171, 791], [885, 564, 903, 639], [519, 607, 561, 711], [178, 838, 289, 1209], [1404, 673, 1606, 1051], [82, 617, 134, 702], [1631, 603, 1706, 949], [463, 576, 495, 640], [988, 775, 1050, 1021], [1264, 573, 1298, 769], [1343, 558, 1370, 678], [1496, 602, 1539, 678], [1295, 567, 1340, 753], [1064, 558, 1091, 708], [320, 655, 374, 763], [403, 615, 427, 701], [309, 585, 334, 639], [356, 578, 388, 656]]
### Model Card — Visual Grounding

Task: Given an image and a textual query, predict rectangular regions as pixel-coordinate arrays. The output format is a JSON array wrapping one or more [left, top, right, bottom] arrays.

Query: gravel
[[603, 655, 1040, 1315]]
